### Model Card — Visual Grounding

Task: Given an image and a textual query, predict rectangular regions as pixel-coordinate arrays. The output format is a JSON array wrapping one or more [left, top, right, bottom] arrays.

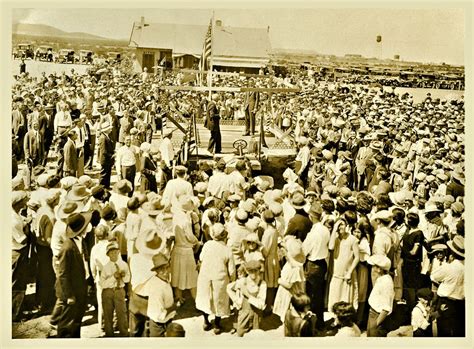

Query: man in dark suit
[[63, 130, 78, 177], [98, 122, 115, 188], [55, 212, 92, 338], [23, 119, 45, 168], [206, 94, 222, 154], [38, 104, 55, 164], [243, 90, 259, 136]]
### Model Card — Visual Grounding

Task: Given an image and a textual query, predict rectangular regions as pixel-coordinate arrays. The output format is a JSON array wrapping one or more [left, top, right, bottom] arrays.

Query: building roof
[[212, 25, 271, 59], [129, 21, 272, 61], [129, 22, 207, 55]]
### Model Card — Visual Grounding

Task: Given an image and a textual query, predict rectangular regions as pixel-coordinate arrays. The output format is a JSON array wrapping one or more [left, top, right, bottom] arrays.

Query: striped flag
[[198, 19, 212, 85]]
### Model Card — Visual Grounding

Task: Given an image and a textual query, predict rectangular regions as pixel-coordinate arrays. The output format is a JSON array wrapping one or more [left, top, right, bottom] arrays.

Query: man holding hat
[[159, 128, 176, 188], [55, 212, 92, 337], [206, 93, 222, 154], [430, 235, 465, 337]]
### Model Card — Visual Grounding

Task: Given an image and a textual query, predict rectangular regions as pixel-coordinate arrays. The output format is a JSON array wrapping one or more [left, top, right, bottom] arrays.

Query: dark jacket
[[98, 134, 114, 165], [63, 138, 78, 173], [286, 209, 313, 241], [23, 129, 45, 161], [205, 101, 220, 131], [446, 180, 464, 200], [55, 238, 87, 300]]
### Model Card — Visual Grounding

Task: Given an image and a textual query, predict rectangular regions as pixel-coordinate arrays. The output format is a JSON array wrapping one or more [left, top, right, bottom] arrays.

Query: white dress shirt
[[302, 222, 330, 261], [431, 259, 464, 300], [99, 258, 131, 289], [142, 275, 176, 323]]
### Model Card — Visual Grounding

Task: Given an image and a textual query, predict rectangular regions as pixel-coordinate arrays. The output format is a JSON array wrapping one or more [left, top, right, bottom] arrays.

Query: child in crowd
[[332, 301, 361, 337], [99, 241, 130, 337], [284, 292, 316, 337], [411, 288, 433, 337], [227, 260, 267, 336]]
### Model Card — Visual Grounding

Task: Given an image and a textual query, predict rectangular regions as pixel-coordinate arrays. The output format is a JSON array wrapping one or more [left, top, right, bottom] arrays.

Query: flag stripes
[[198, 19, 212, 85]]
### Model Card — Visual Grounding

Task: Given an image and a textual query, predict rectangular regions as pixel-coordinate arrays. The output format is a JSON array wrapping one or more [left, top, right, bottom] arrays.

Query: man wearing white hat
[[162, 165, 193, 210]]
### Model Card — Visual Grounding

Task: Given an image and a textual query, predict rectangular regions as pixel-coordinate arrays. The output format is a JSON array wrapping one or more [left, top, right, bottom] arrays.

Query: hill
[[12, 23, 128, 44]]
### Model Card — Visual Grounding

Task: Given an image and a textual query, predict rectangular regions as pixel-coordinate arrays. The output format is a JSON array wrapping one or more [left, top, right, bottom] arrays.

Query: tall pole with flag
[[376, 35, 383, 60], [199, 18, 212, 86], [208, 11, 215, 99]]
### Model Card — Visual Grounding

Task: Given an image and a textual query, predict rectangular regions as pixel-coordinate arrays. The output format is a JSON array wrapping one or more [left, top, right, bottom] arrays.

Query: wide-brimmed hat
[[36, 173, 50, 187], [150, 253, 170, 271], [45, 190, 61, 206], [388, 190, 413, 207], [66, 184, 91, 201], [429, 243, 448, 254], [194, 182, 208, 194], [210, 223, 227, 241], [57, 200, 84, 220], [367, 254, 391, 271], [244, 260, 263, 273], [142, 199, 164, 216], [369, 140, 384, 152], [114, 179, 132, 194], [66, 212, 92, 238], [60, 176, 78, 190], [127, 196, 141, 211], [290, 192, 307, 209], [447, 235, 464, 258], [101, 204, 117, 221], [373, 210, 392, 222], [424, 201, 442, 214], [136, 228, 164, 256], [12, 191, 29, 206], [451, 166, 465, 184]]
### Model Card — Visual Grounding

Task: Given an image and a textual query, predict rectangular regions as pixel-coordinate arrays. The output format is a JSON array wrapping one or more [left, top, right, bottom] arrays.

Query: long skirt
[[170, 246, 198, 290]]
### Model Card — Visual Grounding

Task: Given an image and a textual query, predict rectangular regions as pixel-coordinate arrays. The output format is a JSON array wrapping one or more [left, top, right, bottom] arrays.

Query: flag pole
[[208, 11, 215, 99]]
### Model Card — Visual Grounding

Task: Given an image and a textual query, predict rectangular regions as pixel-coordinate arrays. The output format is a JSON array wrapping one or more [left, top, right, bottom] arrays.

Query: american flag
[[198, 20, 212, 85]]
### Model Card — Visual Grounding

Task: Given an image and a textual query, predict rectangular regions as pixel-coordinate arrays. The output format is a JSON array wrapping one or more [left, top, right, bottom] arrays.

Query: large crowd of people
[[11, 61, 465, 338]]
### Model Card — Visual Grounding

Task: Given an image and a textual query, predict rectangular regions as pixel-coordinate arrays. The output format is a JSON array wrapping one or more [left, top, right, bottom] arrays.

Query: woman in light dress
[[273, 236, 306, 321], [195, 223, 236, 334], [170, 195, 200, 306], [327, 218, 360, 312]]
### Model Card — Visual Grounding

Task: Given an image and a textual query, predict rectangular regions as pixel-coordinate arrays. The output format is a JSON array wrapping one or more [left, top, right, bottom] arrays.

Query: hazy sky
[[12, 7, 465, 65]]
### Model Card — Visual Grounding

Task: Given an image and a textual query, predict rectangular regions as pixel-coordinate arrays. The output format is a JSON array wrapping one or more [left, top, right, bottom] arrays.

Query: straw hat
[[57, 200, 84, 220], [447, 235, 464, 258], [136, 228, 164, 256], [210, 223, 227, 241], [290, 192, 307, 209], [150, 253, 170, 271], [66, 184, 91, 201]]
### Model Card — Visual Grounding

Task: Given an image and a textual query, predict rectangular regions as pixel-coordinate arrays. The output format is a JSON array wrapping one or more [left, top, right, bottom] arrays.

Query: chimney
[[267, 25, 270, 33], [140, 16, 145, 28], [215, 19, 222, 27]]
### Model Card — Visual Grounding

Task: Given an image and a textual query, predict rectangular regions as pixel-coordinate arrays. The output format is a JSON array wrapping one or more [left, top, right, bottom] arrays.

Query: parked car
[[57, 49, 76, 64], [79, 50, 94, 64], [15, 43, 34, 59], [35, 46, 54, 62]]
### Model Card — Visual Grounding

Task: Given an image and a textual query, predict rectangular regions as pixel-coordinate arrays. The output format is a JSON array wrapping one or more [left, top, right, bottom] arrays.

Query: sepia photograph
[[2, 1, 471, 346]]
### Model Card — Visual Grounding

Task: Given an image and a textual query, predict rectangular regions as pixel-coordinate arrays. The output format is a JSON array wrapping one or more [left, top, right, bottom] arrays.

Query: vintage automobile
[[57, 49, 76, 64], [35, 45, 54, 62], [79, 50, 94, 64], [15, 43, 34, 59], [107, 52, 121, 64]]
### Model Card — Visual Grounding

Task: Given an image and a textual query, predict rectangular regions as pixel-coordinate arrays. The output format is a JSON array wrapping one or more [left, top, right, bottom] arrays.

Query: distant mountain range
[[12, 23, 126, 43]]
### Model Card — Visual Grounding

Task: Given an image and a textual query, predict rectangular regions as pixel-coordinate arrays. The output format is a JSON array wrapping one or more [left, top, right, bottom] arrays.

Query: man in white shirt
[[295, 137, 311, 188], [302, 203, 330, 330], [54, 103, 72, 135], [430, 235, 465, 337], [115, 136, 139, 194], [162, 166, 193, 210], [228, 160, 250, 200], [367, 255, 394, 337], [207, 159, 231, 199], [99, 241, 130, 337]]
